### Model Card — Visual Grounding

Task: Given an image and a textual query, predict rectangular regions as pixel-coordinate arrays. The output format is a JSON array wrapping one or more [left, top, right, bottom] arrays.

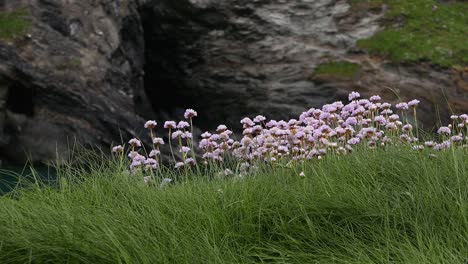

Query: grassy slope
[[0, 147, 466, 263], [353, 0, 468, 67]]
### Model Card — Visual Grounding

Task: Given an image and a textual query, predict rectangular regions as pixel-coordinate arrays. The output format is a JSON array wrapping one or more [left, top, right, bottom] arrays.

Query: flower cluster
[[113, 92, 468, 183]]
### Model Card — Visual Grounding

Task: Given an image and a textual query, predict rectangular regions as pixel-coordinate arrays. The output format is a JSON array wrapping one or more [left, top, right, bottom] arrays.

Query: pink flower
[[112, 145, 124, 153], [347, 137, 360, 145], [369, 95, 381, 102], [216, 125, 228, 132], [149, 149, 160, 157], [182, 131, 193, 139], [437, 126, 451, 135], [408, 99, 420, 107], [184, 109, 198, 119], [164, 121, 177, 129], [128, 138, 141, 147], [177, 121, 190, 129], [144, 120, 157, 129], [254, 115, 266, 123], [185, 158, 196, 166], [348, 91, 361, 101], [240, 117, 255, 127], [174, 162, 185, 169], [171, 130, 183, 139], [180, 146, 191, 153], [299, 171, 305, 177], [396, 103, 409, 110], [424, 141, 435, 148], [402, 124, 413, 132], [145, 158, 159, 170], [153, 137, 165, 145], [201, 132, 212, 138]]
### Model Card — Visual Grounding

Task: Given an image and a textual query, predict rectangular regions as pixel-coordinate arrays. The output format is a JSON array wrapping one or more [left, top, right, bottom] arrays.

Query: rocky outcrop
[[0, 0, 148, 164], [0, 0, 466, 164]]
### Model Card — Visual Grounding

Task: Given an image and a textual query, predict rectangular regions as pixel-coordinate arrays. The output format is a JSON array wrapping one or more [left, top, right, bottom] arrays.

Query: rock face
[[0, 0, 148, 164], [0, 0, 467, 164]]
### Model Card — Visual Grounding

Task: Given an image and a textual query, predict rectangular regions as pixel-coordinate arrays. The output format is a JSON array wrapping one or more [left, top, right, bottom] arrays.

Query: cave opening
[[5, 81, 34, 117], [140, 5, 197, 122]]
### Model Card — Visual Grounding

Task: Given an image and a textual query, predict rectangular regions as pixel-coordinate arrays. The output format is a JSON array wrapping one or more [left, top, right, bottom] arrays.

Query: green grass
[[0, 9, 32, 41], [312, 61, 361, 80], [353, 0, 468, 67], [0, 146, 467, 263]]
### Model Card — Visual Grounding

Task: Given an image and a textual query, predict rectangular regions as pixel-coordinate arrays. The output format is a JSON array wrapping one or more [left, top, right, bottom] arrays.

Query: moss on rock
[[0, 9, 32, 41]]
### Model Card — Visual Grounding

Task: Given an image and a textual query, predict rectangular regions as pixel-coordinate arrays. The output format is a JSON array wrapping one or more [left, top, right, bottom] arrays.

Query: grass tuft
[[0, 146, 466, 263]]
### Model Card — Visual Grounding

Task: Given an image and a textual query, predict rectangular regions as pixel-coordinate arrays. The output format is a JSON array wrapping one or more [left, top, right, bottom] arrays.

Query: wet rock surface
[[0, 0, 466, 164]]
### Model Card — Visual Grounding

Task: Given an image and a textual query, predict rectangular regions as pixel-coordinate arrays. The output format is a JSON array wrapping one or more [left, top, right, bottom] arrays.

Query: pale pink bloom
[[266, 120, 277, 128], [171, 130, 183, 139], [112, 145, 124, 153], [216, 125, 228, 132], [299, 171, 305, 177], [374, 115, 387, 125], [180, 146, 191, 153], [153, 137, 165, 145], [182, 131, 192, 139], [451, 135, 463, 142], [128, 151, 139, 159], [402, 124, 413, 132], [201, 132, 212, 138], [145, 158, 159, 170], [149, 149, 160, 157], [177, 121, 190, 129], [184, 109, 198, 119], [424, 141, 435, 148], [412, 145, 424, 151], [128, 138, 141, 147], [450, 115, 459, 120], [185, 158, 196, 166], [437, 126, 451, 135], [164, 121, 177, 129], [348, 91, 361, 101], [144, 120, 157, 129], [253, 115, 266, 123], [408, 99, 420, 107], [369, 95, 381, 102], [380, 103, 391, 109], [389, 114, 400, 121], [347, 137, 360, 145], [174, 162, 185, 169], [386, 122, 397, 130], [240, 117, 255, 127], [396, 103, 409, 110]]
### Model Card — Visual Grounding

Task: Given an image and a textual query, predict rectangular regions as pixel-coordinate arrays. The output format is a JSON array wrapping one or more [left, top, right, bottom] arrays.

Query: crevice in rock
[[5, 81, 34, 117], [139, 4, 198, 121]]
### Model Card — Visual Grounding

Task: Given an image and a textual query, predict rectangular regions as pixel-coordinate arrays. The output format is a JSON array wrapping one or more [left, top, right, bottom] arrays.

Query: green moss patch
[[0, 9, 32, 41], [312, 61, 361, 80], [353, 0, 468, 67]]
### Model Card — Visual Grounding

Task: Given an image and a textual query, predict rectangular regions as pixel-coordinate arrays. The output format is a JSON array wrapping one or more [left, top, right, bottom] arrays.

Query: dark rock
[[0, 0, 467, 164]]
